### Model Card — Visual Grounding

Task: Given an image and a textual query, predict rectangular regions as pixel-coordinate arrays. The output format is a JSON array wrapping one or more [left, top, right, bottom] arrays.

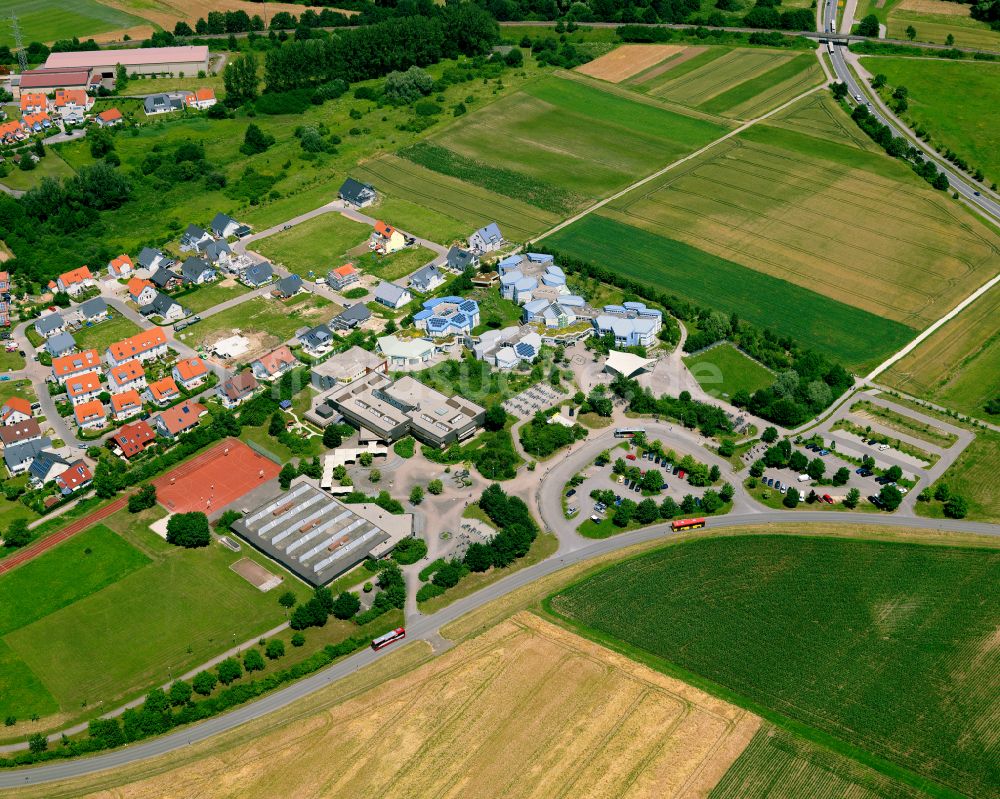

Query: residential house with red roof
[[0, 419, 42, 448], [0, 398, 33, 427], [53, 266, 96, 296], [55, 460, 93, 494], [369, 220, 407, 255], [66, 371, 104, 406], [250, 345, 297, 382], [327, 263, 360, 291], [107, 253, 134, 279], [20, 93, 47, 114], [110, 390, 143, 421], [185, 88, 217, 110], [53, 89, 94, 122], [74, 399, 107, 431], [107, 359, 146, 394], [96, 108, 123, 127], [106, 327, 167, 366], [153, 401, 206, 438], [217, 370, 260, 409], [52, 349, 102, 383], [111, 420, 156, 458], [172, 356, 208, 390], [127, 277, 157, 307], [145, 376, 180, 406]]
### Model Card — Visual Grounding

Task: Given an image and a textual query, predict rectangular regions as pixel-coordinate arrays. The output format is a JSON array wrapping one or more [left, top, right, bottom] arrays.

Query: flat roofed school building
[[231, 479, 411, 586]]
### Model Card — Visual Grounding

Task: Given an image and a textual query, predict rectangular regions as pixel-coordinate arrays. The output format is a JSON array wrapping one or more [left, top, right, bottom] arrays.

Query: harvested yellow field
[[96, 0, 350, 35], [897, 0, 972, 15], [576, 44, 685, 83], [76, 614, 759, 799]]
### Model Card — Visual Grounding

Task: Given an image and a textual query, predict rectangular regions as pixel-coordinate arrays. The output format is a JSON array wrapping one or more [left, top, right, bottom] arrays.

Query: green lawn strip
[[683, 343, 774, 399], [915, 429, 1000, 523], [831, 418, 938, 466], [0, 379, 34, 407], [546, 535, 996, 799], [0, 525, 150, 637], [0, 639, 58, 721], [240, 423, 322, 462], [699, 54, 819, 116], [356, 246, 435, 282], [71, 315, 142, 354], [850, 400, 958, 448], [545, 215, 915, 370], [255, 213, 372, 279], [0, 149, 76, 191], [0, 349, 26, 371]]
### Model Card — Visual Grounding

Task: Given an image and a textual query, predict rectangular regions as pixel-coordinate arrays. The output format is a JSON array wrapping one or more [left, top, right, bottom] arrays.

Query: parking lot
[[503, 383, 565, 420]]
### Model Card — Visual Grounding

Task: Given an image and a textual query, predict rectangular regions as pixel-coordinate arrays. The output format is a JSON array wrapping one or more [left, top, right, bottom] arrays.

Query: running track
[[0, 439, 245, 576]]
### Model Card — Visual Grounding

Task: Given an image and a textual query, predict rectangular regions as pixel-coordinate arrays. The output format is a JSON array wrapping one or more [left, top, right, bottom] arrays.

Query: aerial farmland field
[[550, 535, 1000, 799], [38, 613, 763, 798], [0, 0, 144, 48]]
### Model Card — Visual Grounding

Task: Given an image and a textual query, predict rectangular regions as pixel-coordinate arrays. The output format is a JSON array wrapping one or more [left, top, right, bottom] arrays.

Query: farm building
[[42, 46, 210, 79]]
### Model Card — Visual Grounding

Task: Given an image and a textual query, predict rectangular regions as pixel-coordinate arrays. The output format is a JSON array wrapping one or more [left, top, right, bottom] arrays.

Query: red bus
[[671, 518, 706, 532], [371, 627, 406, 651]]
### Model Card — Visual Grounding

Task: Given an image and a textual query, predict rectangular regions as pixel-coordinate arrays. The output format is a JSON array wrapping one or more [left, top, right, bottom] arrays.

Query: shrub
[[243, 649, 265, 672], [192, 670, 218, 696], [393, 536, 427, 564], [217, 657, 242, 685], [166, 512, 210, 548], [265, 639, 285, 659], [291, 632, 305, 647]]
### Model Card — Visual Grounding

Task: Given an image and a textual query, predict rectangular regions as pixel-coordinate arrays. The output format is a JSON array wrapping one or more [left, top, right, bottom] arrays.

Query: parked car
[[626, 454, 636, 461], [822, 494, 834, 504], [819, 449, 830, 456], [566, 488, 576, 498]]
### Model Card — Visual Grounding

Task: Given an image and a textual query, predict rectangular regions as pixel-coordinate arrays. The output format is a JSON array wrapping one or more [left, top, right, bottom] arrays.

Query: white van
[[797, 473, 811, 483]]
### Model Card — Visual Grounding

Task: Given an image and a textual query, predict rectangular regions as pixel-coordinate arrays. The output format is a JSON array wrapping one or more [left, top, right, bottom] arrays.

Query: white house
[[469, 222, 504, 254], [107, 359, 147, 394]]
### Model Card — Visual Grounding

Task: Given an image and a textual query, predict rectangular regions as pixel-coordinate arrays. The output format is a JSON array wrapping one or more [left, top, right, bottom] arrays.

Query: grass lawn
[[880, 282, 1000, 421], [860, 57, 1000, 185], [549, 535, 1000, 799], [175, 279, 252, 314], [186, 294, 336, 351], [71, 314, 142, 353], [0, 149, 77, 191], [0, 378, 36, 407], [916, 429, 1000, 523], [255, 213, 371, 279], [0, 0, 144, 46], [683, 343, 774, 400], [240, 422, 323, 462], [1, 506, 309, 727], [470, 289, 524, 335], [356, 246, 435, 282], [0, 349, 25, 372]]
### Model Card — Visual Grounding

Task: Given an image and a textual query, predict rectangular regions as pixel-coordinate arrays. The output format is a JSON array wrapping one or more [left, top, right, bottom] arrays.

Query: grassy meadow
[[683, 343, 775, 399], [177, 278, 252, 314], [545, 214, 914, 370], [255, 212, 371, 279], [550, 535, 1000, 799], [859, 57, 1000, 185], [917, 429, 1000, 523], [71, 314, 142, 353], [0, 0, 145, 47]]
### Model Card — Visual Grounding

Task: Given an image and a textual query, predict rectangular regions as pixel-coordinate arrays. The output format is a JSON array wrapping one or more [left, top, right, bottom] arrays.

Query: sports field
[[859, 57, 1000, 185], [545, 215, 914, 370], [405, 75, 729, 215], [255, 212, 370, 279], [638, 48, 824, 119], [880, 282, 1000, 419], [583, 93, 1000, 336], [710, 725, 934, 799], [47, 613, 761, 798], [550, 535, 1000, 799], [0, 0, 144, 47], [153, 439, 280, 515], [683, 343, 775, 399]]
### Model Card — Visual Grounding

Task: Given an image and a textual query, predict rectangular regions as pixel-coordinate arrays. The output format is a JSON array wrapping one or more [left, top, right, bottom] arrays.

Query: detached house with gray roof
[[274, 274, 304, 299], [34, 312, 65, 339], [181, 257, 216, 285], [46, 331, 76, 358], [337, 177, 377, 208], [373, 281, 411, 310], [242, 261, 273, 287], [140, 291, 185, 322], [330, 303, 371, 331], [202, 239, 231, 266], [211, 212, 240, 239], [150, 267, 181, 291], [137, 247, 169, 271], [446, 245, 478, 272], [298, 323, 335, 357], [79, 297, 108, 323], [469, 222, 504, 255], [180, 223, 213, 253], [409, 264, 445, 294]]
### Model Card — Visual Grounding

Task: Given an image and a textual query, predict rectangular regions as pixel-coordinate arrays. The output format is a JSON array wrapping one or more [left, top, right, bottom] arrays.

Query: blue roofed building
[[413, 296, 480, 338], [496, 254, 524, 274], [593, 302, 662, 348]]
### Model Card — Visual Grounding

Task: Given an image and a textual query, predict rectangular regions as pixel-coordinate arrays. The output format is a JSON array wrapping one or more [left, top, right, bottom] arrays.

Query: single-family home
[[28, 449, 70, 484], [154, 401, 207, 438], [5, 437, 51, 476], [211, 212, 240, 239], [107, 253, 134, 279], [446, 245, 478, 272], [338, 178, 377, 208], [298, 324, 335, 357], [95, 108, 123, 127], [242, 261, 273, 287], [79, 297, 109, 323], [127, 277, 157, 306], [180, 223, 213, 253], [34, 312, 65, 339], [251, 345, 297, 382], [273, 274, 303, 299], [202, 239, 231, 266], [66, 371, 104, 406], [409, 264, 445, 294], [330, 303, 371, 331], [136, 247, 168, 272], [54, 266, 96, 296], [469, 223, 504, 255], [145, 376, 180, 406], [52, 349, 102, 383], [327, 263, 359, 291], [369, 221, 407, 255], [150, 267, 182, 291], [53, 89, 94, 122], [143, 93, 185, 116], [46, 331, 77, 358], [110, 389, 143, 421], [217, 370, 260, 409], [185, 87, 217, 110], [73, 399, 108, 431], [107, 359, 146, 394], [140, 291, 185, 322], [55, 460, 93, 494], [0, 398, 33, 427], [0, 419, 43, 448], [0, 271, 9, 297], [181, 257, 216, 285], [20, 93, 47, 114], [172, 356, 208, 390], [106, 327, 167, 366], [373, 281, 411, 310], [111, 420, 157, 458]]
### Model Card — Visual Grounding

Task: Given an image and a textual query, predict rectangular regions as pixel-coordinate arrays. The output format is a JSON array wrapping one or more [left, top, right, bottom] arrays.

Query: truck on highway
[[827, 41, 835, 54]]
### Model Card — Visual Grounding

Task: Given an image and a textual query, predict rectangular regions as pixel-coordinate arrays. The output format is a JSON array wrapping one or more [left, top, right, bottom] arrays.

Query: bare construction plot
[[69, 613, 760, 799]]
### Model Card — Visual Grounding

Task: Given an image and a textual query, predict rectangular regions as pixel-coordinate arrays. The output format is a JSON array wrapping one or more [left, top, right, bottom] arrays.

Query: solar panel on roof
[[515, 343, 535, 357]]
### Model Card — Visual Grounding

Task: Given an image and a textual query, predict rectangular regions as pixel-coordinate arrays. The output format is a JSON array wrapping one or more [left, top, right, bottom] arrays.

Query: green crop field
[[859, 57, 1000, 186], [918, 429, 1000, 523], [632, 47, 731, 93], [550, 535, 1000, 798], [71, 314, 142, 354], [545, 215, 914, 370], [646, 49, 795, 107], [881, 283, 1000, 420], [255, 213, 371, 279], [588, 93, 1000, 337], [699, 55, 825, 119], [711, 724, 933, 799], [0, 510, 306, 727], [683, 343, 775, 399], [878, 0, 1000, 50], [0, 0, 145, 47], [412, 75, 729, 214]]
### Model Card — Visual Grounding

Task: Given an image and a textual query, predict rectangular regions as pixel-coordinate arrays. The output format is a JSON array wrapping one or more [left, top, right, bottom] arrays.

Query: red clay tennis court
[[154, 439, 281, 514]]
